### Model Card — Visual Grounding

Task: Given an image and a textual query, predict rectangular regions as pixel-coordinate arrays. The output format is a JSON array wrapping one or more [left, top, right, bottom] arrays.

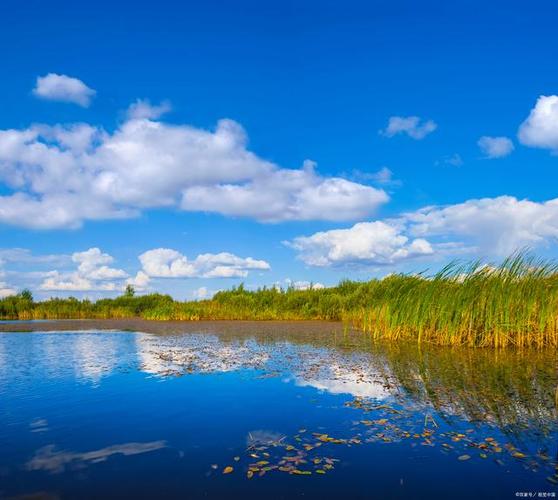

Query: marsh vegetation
[[2, 254, 558, 348]]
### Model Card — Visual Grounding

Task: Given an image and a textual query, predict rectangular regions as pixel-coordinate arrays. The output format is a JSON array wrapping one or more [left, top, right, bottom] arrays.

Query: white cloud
[[126, 99, 172, 120], [40, 247, 127, 291], [287, 221, 433, 267], [404, 196, 558, 255], [40, 271, 119, 292], [380, 116, 437, 140], [181, 160, 389, 222], [126, 271, 151, 291], [139, 248, 270, 279], [72, 248, 126, 280], [0, 274, 16, 298], [478, 136, 514, 159], [287, 195, 558, 267], [0, 265, 16, 297], [0, 109, 388, 229], [33, 73, 96, 107], [192, 286, 210, 300], [518, 95, 558, 152]]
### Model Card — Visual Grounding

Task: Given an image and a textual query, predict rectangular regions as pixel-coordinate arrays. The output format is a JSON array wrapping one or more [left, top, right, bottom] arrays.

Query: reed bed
[[348, 254, 558, 348], [2, 254, 557, 348]]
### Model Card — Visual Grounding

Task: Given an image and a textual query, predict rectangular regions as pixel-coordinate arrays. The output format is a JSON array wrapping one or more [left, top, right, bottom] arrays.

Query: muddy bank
[[0, 318, 350, 343]]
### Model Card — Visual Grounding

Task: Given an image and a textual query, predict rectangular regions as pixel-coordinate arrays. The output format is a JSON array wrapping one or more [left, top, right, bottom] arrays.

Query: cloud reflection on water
[[26, 441, 167, 474]]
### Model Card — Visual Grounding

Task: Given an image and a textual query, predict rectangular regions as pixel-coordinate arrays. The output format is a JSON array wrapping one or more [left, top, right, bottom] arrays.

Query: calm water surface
[[0, 323, 557, 499]]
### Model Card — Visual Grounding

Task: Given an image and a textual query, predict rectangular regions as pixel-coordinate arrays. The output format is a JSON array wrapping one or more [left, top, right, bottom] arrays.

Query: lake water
[[1, 322, 557, 499]]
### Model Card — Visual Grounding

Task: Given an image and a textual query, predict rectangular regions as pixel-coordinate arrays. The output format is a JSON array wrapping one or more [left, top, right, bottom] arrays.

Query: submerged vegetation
[[2, 253, 558, 348]]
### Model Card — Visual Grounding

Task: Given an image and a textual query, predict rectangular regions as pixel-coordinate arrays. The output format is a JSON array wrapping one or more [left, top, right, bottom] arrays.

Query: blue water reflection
[[0, 330, 556, 499]]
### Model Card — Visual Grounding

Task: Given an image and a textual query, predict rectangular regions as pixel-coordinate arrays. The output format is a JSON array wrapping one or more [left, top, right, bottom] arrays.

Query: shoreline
[[0, 318, 347, 336]]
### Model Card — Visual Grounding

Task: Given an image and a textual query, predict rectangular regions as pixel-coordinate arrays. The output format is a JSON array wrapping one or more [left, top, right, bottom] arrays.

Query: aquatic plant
[[348, 253, 558, 348]]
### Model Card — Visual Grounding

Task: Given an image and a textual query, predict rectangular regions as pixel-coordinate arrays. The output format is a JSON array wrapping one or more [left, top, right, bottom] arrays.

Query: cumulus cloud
[[33, 73, 96, 107], [126, 271, 151, 291], [287, 195, 558, 267], [404, 196, 558, 255], [40, 271, 120, 292], [72, 248, 128, 280], [138, 248, 270, 279], [181, 161, 389, 222], [40, 247, 128, 291], [287, 221, 433, 267], [478, 136, 514, 159], [0, 109, 388, 229], [380, 116, 437, 140], [518, 95, 558, 152]]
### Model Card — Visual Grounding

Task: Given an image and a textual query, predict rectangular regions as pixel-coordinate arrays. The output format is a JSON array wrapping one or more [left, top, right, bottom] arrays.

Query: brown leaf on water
[[223, 466, 234, 474]]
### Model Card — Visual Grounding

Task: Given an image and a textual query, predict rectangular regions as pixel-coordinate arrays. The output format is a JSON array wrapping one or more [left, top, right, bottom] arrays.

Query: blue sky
[[1, 0, 557, 300]]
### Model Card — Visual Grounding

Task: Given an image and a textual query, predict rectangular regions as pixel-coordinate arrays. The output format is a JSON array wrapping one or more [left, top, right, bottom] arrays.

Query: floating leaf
[[458, 455, 471, 461], [223, 466, 234, 474]]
